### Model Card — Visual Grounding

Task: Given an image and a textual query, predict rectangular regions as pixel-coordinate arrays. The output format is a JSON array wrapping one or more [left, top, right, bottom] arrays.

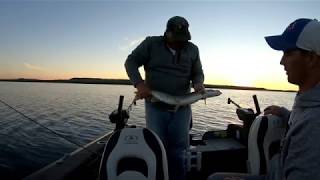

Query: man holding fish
[[125, 16, 205, 180]]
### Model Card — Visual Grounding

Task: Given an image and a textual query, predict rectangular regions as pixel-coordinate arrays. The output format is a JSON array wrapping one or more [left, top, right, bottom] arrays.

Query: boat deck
[[25, 131, 248, 180], [24, 133, 112, 180]]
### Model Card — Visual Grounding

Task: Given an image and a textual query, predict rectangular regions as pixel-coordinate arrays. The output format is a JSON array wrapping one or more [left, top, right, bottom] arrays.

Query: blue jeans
[[145, 101, 191, 180]]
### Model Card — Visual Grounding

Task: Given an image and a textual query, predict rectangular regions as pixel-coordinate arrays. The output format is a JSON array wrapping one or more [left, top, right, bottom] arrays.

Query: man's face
[[280, 49, 309, 85], [169, 40, 187, 50], [165, 31, 188, 50]]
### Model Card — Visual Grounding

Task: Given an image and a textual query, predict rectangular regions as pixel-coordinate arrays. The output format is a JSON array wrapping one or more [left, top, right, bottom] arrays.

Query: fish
[[150, 89, 222, 107]]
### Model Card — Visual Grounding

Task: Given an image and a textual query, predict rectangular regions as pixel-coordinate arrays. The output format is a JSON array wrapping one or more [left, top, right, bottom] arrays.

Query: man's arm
[[124, 37, 152, 98], [191, 46, 205, 92], [284, 115, 320, 180], [124, 37, 150, 87]]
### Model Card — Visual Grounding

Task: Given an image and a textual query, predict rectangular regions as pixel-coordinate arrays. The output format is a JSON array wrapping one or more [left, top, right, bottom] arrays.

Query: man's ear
[[306, 53, 320, 69]]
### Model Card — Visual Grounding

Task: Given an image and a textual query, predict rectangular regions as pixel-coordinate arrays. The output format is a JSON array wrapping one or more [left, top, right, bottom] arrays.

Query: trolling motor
[[109, 95, 130, 130], [227, 95, 261, 145], [228, 95, 261, 126]]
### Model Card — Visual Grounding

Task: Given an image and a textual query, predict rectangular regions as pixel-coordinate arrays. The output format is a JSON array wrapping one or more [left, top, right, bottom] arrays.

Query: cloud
[[23, 63, 46, 71], [119, 37, 144, 51]]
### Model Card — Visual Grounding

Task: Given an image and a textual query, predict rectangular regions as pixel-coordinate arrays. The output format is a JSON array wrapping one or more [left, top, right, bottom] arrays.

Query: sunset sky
[[1, 1, 319, 91]]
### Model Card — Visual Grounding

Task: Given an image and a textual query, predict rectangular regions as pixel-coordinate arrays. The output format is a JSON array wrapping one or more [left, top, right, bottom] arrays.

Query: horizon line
[[0, 77, 297, 93]]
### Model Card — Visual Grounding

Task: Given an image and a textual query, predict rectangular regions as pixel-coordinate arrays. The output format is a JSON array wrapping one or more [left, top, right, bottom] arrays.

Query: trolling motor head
[[227, 98, 241, 108], [109, 95, 129, 130]]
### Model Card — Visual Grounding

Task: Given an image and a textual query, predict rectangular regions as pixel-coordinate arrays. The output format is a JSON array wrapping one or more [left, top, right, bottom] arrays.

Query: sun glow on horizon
[[199, 46, 298, 91]]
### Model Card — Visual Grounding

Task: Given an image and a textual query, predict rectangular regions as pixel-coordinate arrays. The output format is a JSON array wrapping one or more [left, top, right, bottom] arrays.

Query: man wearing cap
[[208, 18, 320, 180], [125, 16, 204, 180], [264, 18, 320, 180]]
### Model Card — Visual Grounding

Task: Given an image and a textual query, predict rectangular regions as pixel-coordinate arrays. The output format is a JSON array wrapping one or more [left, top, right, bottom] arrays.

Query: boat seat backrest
[[99, 127, 169, 180], [248, 115, 286, 175]]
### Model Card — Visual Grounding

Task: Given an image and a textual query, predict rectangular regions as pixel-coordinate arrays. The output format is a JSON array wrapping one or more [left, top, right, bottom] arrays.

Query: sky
[[0, 0, 319, 91]]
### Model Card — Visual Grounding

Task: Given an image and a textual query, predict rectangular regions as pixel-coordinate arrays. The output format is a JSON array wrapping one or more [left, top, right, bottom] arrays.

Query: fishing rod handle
[[117, 95, 124, 113]]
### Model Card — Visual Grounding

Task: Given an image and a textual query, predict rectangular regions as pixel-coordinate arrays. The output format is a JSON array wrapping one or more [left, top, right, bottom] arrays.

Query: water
[[0, 82, 295, 179]]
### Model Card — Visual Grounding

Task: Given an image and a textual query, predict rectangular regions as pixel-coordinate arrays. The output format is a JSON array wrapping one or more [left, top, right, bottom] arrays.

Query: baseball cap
[[166, 16, 191, 42], [265, 18, 320, 55]]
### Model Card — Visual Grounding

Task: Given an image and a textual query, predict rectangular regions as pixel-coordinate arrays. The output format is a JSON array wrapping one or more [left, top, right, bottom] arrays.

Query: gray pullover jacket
[[268, 84, 320, 180], [125, 36, 204, 96]]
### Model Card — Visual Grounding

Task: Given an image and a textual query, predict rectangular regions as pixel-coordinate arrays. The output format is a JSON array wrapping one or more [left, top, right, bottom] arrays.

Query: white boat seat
[[99, 127, 169, 180], [247, 114, 286, 175]]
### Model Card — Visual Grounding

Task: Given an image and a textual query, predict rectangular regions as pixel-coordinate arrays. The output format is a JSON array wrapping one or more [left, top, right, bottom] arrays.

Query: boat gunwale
[[24, 133, 112, 180]]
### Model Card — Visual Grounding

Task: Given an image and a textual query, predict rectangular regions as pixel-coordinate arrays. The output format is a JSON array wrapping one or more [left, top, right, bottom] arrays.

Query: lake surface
[[0, 82, 295, 179]]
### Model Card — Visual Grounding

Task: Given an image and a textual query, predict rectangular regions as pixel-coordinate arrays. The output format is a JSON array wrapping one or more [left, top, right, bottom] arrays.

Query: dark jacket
[[125, 36, 204, 95]]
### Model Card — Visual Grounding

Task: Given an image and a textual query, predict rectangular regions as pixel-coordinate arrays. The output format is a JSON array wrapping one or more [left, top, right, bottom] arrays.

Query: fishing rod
[[0, 99, 102, 158]]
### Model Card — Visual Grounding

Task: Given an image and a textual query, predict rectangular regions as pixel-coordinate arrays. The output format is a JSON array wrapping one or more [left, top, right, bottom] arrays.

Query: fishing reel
[[109, 96, 130, 130]]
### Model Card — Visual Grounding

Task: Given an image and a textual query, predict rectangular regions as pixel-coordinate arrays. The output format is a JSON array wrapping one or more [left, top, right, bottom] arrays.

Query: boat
[[24, 94, 286, 180]]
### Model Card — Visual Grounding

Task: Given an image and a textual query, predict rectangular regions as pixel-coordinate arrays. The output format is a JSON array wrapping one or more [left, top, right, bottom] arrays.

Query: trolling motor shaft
[[252, 95, 261, 116]]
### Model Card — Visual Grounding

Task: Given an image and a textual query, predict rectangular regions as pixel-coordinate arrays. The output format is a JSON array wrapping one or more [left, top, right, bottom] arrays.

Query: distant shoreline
[[0, 78, 296, 93]]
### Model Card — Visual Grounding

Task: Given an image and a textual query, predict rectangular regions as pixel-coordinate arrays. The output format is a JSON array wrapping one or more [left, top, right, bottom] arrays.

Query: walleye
[[150, 89, 222, 106]]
